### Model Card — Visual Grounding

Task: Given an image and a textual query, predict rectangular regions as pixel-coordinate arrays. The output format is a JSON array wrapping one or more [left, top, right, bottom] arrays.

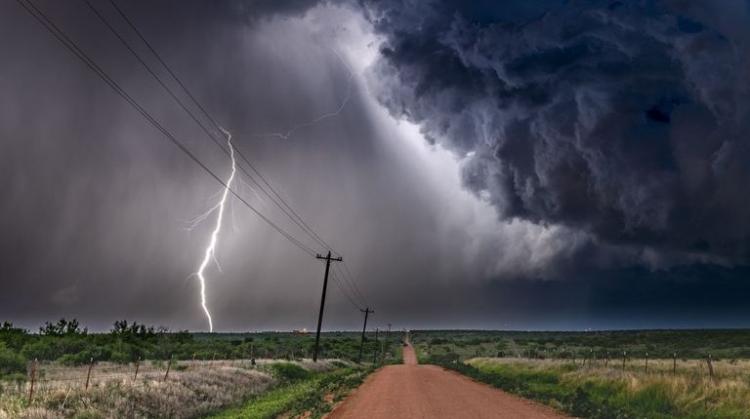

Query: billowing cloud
[[364, 0, 750, 265]]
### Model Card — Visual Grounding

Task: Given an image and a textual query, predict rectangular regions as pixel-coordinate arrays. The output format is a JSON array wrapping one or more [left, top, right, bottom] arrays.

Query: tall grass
[[0, 359, 346, 418], [209, 366, 370, 419], [445, 357, 750, 418]]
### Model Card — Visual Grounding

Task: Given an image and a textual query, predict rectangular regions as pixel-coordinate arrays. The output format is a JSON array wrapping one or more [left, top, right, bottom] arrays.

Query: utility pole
[[313, 251, 342, 362], [358, 307, 374, 363]]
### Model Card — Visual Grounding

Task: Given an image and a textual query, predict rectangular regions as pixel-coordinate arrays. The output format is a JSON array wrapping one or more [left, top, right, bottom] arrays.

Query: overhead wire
[[15, 0, 317, 257], [333, 264, 368, 309], [105, 0, 340, 257], [330, 269, 363, 311], [103, 1, 375, 311], [83, 0, 329, 255], [20, 0, 374, 310]]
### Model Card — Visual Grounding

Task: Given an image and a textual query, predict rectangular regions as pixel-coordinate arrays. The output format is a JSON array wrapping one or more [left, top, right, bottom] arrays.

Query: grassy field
[[210, 365, 371, 419], [412, 329, 750, 360], [414, 330, 750, 418], [435, 357, 750, 418], [0, 359, 364, 418], [0, 319, 397, 418]]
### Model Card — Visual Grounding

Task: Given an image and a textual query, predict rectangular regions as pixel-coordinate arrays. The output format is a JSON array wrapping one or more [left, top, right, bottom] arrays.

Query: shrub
[[270, 362, 311, 382], [0, 343, 27, 376]]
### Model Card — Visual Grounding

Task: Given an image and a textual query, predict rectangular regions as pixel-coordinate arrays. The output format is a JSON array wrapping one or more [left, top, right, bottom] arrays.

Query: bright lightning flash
[[195, 127, 237, 332]]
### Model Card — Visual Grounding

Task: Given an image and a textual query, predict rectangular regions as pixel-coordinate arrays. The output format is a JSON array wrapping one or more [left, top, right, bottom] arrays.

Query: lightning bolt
[[195, 127, 237, 332], [254, 49, 354, 140]]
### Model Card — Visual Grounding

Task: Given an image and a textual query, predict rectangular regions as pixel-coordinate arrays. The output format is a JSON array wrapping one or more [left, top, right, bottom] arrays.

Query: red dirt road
[[328, 344, 569, 419]]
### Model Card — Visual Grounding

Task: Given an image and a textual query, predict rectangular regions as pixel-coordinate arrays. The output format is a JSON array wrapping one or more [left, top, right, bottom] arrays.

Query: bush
[[0, 343, 27, 376], [270, 362, 311, 382]]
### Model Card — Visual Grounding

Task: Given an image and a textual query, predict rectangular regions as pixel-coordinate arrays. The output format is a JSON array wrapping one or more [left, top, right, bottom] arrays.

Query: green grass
[[209, 367, 370, 419], [430, 357, 750, 419]]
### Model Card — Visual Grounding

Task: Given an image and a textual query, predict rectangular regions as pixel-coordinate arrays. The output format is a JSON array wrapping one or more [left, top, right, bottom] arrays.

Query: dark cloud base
[[366, 0, 750, 265]]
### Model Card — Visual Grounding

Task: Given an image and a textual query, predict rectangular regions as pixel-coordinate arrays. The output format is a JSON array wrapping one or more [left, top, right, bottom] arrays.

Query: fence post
[[28, 358, 37, 405], [134, 357, 141, 381], [622, 351, 627, 372], [673, 352, 677, 376], [164, 355, 173, 382], [706, 354, 714, 382], [85, 357, 94, 391], [645, 353, 648, 373]]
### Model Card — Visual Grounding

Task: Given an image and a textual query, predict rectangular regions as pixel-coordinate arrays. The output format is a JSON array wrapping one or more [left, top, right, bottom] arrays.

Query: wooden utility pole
[[313, 251, 342, 362], [358, 307, 374, 363]]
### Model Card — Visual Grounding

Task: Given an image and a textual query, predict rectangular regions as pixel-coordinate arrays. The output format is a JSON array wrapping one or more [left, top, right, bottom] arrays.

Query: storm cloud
[[365, 0, 750, 265], [2, 0, 750, 331]]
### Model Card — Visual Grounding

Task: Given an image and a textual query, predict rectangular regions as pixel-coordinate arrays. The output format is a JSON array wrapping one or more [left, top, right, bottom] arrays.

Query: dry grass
[[467, 357, 750, 418], [0, 358, 344, 419]]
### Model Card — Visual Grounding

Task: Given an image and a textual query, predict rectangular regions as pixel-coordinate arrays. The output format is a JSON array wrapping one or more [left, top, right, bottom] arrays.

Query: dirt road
[[328, 344, 568, 419]]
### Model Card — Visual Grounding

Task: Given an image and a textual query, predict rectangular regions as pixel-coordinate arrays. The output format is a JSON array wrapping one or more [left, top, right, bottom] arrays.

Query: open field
[[411, 329, 750, 360], [411, 330, 750, 418], [0, 320, 395, 418], [0, 358, 365, 418]]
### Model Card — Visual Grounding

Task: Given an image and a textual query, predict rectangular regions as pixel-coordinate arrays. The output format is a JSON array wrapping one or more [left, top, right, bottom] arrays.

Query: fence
[[0, 357, 305, 418]]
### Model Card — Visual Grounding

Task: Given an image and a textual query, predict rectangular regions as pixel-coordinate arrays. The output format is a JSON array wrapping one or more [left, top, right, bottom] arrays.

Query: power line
[[105, 0, 339, 256], [332, 265, 367, 309], [15, 0, 317, 257], [340, 262, 370, 308], [330, 268, 363, 311], [84, 0, 328, 254], [103, 1, 376, 310]]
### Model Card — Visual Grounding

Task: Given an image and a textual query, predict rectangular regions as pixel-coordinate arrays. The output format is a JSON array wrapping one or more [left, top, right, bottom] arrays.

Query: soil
[[326, 344, 570, 419]]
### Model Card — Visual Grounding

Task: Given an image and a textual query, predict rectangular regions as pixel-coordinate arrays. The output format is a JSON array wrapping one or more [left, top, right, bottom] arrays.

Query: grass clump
[[270, 362, 311, 382]]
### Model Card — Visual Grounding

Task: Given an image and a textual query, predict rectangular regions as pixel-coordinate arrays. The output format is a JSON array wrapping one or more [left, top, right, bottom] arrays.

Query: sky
[[1, 0, 749, 332]]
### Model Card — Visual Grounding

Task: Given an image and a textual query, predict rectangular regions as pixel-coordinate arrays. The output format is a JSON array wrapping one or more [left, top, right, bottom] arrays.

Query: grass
[[209, 366, 371, 419], [0, 359, 351, 418], [411, 329, 750, 360], [432, 357, 750, 418]]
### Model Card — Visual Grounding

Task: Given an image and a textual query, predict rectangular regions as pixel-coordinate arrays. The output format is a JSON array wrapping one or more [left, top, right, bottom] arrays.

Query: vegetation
[[411, 329, 750, 361], [0, 318, 394, 418], [414, 330, 750, 418], [426, 357, 750, 418], [210, 366, 371, 419], [0, 319, 398, 369]]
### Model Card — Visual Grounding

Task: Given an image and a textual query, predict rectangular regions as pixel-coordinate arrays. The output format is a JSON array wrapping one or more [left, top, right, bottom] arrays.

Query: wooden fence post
[[85, 357, 94, 391], [164, 355, 173, 382], [28, 358, 37, 404], [134, 357, 141, 381], [645, 353, 649, 373], [622, 351, 627, 372], [673, 352, 677, 376], [706, 354, 714, 382]]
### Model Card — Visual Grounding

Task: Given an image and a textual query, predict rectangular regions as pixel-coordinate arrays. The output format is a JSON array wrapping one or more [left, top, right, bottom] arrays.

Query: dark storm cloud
[[3, 0, 750, 332], [364, 0, 750, 264]]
